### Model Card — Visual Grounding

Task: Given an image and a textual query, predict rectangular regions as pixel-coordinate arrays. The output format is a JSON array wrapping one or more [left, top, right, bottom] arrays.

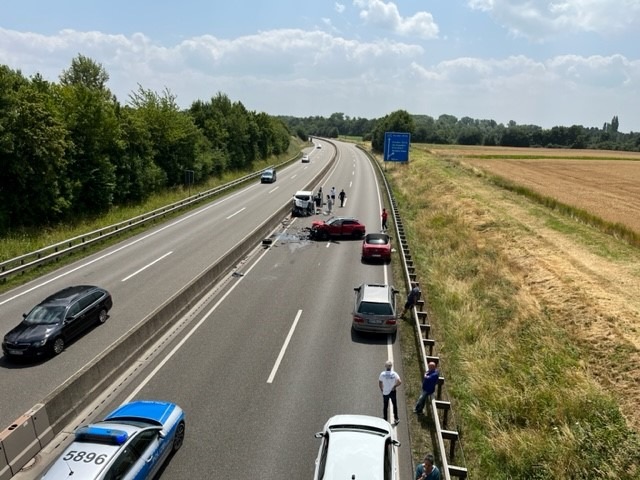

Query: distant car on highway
[[316, 144, 322, 149], [361, 233, 392, 262], [310, 217, 366, 240], [41, 400, 185, 480], [302, 154, 310, 163], [352, 283, 399, 334], [313, 414, 400, 480], [260, 168, 277, 183], [2, 285, 113, 359]]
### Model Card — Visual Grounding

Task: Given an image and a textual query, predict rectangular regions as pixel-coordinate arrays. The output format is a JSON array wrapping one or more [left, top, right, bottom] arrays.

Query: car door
[[329, 219, 343, 236], [103, 429, 161, 480], [63, 301, 84, 340], [81, 291, 104, 327], [342, 220, 355, 236]]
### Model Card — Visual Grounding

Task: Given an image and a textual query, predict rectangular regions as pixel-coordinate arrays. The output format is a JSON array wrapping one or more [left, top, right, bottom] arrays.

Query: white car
[[302, 154, 310, 163], [313, 414, 400, 480]]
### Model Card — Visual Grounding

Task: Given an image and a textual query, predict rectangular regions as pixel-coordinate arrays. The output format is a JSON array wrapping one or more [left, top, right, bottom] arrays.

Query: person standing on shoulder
[[381, 208, 388, 230], [327, 194, 333, 214], [402, 282, 420, 317], [378, 360, 402, 425], [338, 189, 346, 207], [415, 453, 440, 480], [330, 186, 336, 204], [414, 362, 439, 414]]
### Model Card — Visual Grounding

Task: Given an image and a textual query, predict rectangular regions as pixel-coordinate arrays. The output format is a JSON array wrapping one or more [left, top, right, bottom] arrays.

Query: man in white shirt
[[379, 360, 402, 425]]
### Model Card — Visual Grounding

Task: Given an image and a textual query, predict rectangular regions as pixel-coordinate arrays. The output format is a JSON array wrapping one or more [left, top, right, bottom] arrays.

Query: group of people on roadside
[[379, 358, 442, 479], [378, 342, 440, 480]]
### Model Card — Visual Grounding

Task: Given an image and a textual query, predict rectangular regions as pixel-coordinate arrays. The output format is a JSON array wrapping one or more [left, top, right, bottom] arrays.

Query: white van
[[292, 190, 315, 216]]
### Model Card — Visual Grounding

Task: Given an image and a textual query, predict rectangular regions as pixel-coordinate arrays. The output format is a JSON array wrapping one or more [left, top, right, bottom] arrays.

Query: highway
[[0, 141, 329, 427], [6, 140, 414, 479]]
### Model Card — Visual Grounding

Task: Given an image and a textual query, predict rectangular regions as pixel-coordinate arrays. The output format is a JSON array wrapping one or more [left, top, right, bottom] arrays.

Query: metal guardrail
[[0, 166, 284, 283], [361, 145, 469, 480]]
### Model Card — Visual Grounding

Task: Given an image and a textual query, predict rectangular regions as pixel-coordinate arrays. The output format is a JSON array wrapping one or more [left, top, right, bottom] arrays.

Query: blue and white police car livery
[[41, 400, 185, 480]]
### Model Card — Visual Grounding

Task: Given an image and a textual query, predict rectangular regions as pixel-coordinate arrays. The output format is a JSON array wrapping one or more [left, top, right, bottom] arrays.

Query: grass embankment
[[387, 147, 640, 478], [0, 139, 305, 292]]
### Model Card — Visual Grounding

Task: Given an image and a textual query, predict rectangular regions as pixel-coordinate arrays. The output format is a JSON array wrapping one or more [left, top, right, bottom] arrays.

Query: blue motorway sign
[[383, 132, 411, 162]]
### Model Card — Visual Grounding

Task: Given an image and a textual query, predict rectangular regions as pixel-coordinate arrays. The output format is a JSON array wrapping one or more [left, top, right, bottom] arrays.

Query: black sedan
[[2, 285, 113, 359]]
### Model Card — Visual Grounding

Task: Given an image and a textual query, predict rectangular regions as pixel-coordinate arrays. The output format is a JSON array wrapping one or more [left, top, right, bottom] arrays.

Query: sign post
[[383, 132, 411, 164]]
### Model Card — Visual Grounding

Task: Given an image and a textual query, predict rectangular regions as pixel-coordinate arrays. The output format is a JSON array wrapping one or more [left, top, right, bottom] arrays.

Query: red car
[[311, 217, 366, 240], [361, 233, 392, 262]]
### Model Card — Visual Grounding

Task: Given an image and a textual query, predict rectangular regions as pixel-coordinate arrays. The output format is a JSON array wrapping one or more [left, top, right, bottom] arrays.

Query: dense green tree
[[0, 68, 70, 230], [57, 55, 118, 214], [371, 110, 415, 152], [129, 86, 204, 186]]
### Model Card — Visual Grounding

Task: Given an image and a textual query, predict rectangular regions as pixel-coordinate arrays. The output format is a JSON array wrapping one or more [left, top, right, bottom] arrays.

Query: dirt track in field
[[429, 148, 640, 430]]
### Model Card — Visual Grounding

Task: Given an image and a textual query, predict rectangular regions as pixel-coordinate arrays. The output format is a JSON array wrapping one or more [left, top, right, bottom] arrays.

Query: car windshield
[[295, 194, 311, 201], [358, 302, 393, 316], [24, 305, 66, 325]]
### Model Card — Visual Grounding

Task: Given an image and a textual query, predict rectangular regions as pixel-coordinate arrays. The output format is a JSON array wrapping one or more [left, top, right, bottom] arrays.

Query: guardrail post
[[435, 401, 451, 429], [441, 430, 460, 461]]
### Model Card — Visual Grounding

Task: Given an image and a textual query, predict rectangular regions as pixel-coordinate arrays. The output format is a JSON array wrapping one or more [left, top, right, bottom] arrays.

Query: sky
[[1, 0, 640, 132]]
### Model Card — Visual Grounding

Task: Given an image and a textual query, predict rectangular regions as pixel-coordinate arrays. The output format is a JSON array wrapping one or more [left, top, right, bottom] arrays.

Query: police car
[[41, 400, 185, 480]]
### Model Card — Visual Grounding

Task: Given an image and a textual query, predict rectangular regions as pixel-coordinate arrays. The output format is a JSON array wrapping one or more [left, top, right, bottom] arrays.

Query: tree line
[[4, 53, 638, 234], [0, 56, 290, 233], [282, 111, 640, 153]]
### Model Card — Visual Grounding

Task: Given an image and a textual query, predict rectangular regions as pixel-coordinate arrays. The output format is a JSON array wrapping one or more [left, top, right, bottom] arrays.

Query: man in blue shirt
[[414, 362, 439, 414], [415, 453, 440, 480]]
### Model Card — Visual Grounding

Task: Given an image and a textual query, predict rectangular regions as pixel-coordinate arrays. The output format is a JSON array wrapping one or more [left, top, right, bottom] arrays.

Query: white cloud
[[468, 0, 640, 39], [335, 2, 346, 13], [0, 27, 638, 130], [353, 0, 439, 39]]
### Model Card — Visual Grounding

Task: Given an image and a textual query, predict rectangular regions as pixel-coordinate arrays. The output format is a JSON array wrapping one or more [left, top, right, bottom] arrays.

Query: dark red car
[[361, 233, 392, 262], [311, 217, 366, 240]]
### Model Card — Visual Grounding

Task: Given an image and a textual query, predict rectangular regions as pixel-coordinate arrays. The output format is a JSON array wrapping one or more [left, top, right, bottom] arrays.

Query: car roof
[[295, 190, 314, 196], [323, 415, 391, 480], [104, 400, 177, 426], [358, 284, 393, 303], [40, 285, 103, 306], [327, 216, 359, 222]]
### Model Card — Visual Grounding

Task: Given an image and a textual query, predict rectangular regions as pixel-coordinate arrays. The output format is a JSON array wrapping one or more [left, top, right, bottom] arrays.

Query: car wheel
[[52, 337, 65, 356], [173, 421, 186, 452], [97, 308, 108, 324]]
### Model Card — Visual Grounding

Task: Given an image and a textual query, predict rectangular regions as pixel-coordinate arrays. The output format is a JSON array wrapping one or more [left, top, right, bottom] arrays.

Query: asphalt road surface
[[11, 140, 415, 479]]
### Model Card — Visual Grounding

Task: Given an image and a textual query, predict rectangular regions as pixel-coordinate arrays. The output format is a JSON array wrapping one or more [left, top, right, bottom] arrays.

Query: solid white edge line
[[121, 251, 173, 282], [266, 309, 303, 384]]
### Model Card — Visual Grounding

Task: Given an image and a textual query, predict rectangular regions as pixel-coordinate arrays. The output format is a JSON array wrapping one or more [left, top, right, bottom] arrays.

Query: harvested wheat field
[[433, 147, 640, 233], [425, 145, 640, 434]]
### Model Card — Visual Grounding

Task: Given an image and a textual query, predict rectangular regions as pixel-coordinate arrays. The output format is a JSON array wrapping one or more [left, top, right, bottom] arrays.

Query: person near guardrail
[[381, 208, 388, 230], [415, 453, 440, 480], [402, 282, 421, 317], [414, 361, 439, 414], [339, 189, 346, 207], [379, 360, 402, 426]]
